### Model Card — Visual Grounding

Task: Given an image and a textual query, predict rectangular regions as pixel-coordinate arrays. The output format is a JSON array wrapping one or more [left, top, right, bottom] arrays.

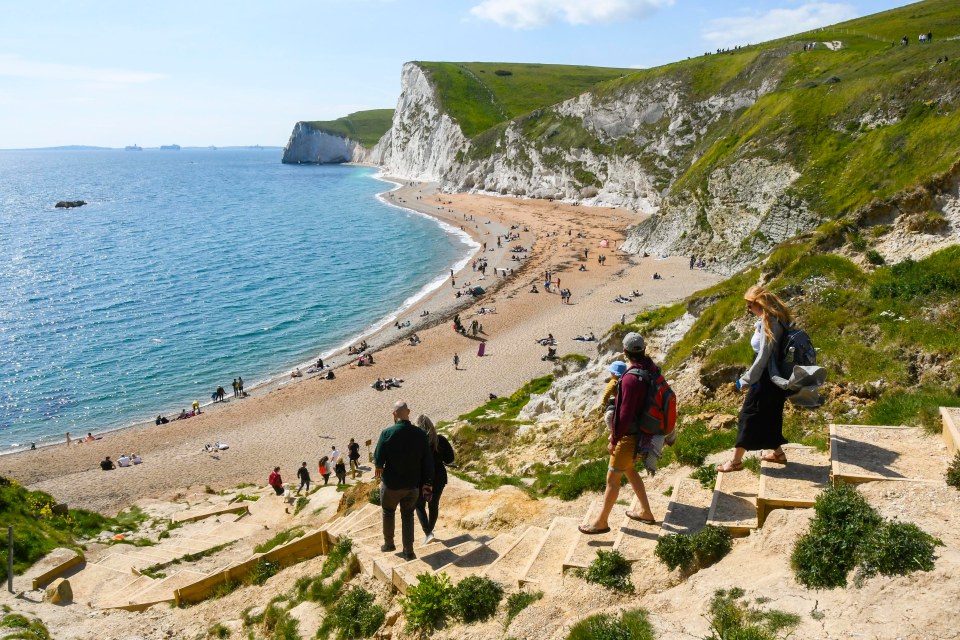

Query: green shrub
[[207, 622, 230, 638], [0, 612, 52, 640], [450, 575, 504, 623], [576, 549, 634, 593], [320, 537, 353, 579], [249, 558, 280, 586], [947, 452, 960, 490], [368, 486, 381, 506], [505, 590, 543, 626], [791, 483, 882, 589], [854, 521, 942, 586], [233, 493, 260, 502], [792, 483, 940, 589], [400, 572, 453, 632], [655, 526, 732, 573], [706, 588, 800, 639], [566, 608, 655, 640], [691, 464, 718, 490], [293, 496, 308, 516], [327, 586, 385, 639], [865, 249, 885, 265]]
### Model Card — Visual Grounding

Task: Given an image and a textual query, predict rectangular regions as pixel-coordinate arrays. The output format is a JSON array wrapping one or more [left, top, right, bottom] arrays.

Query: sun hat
[[608, 361, 627, 377], [622, 332, 646, 353]]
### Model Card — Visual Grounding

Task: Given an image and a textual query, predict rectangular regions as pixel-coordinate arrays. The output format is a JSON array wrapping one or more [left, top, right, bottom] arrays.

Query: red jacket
[[610, 357, 657, 447], [268, 471, 282, 487]]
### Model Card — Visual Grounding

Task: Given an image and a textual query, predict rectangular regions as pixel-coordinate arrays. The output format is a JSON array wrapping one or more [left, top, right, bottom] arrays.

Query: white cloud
[[469, 0, 674, 30], [0, 54, 164, 84], [703, 2, 857, 46]]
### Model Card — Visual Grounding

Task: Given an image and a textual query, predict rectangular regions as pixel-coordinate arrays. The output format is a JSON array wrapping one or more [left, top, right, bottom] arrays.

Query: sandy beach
[[1, 182, 721, 515]]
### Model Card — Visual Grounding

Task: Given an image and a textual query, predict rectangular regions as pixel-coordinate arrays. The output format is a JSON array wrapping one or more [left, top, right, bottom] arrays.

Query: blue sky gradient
[[0, 0, 909, 148]]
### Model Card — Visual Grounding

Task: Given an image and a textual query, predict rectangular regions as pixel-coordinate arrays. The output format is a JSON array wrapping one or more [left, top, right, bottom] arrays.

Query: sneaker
[[380, 543, 396, 553], [424, 532, 435, 545], [402, 551, 416, 561]]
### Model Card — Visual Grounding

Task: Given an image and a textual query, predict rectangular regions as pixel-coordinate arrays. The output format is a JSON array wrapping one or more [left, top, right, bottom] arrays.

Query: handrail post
[[7, 526, 13, 593]]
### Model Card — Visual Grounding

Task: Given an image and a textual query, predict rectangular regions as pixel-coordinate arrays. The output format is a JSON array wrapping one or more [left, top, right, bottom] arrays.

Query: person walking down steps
[[296, 462, 311, 495], [415, 415, 455, 545], [374, 400, 433, 560]]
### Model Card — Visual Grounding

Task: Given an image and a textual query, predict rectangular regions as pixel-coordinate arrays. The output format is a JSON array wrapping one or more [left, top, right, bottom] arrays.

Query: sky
[[0, 0, 912, 148]]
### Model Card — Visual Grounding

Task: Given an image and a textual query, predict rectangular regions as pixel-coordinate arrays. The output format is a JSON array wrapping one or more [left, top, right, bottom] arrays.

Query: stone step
[[96, 554, 149, 572], [483, 526, 548, 587], [392, 540, 485, 594], [126, 569, 207, 608], [941, 407, 960, 455], [367, 532, 473, 588], [95, 574, 156, 608], [757, 445, 831, 526], [706, 466, 758, 536], [519, 517, 579, 588], [659, 477, 713, 538], [67, 564, 142, 605], [830, 424, 950, 484], [612, 495, 662, 560], [207, 521, 266, 540], [442, 534, 517, 584], [563, 500, 628, 570], [172, 503, 249, 524], [327, 507, 371, 539]]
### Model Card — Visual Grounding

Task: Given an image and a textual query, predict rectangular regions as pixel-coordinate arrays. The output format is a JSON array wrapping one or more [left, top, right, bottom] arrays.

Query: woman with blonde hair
[[415, 414, 455, 544], [718, 285, 792, 472]]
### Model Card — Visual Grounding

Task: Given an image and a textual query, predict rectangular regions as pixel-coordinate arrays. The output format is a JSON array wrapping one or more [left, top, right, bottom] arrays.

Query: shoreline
[[1, 183, 722, 515], [1, 171, 484, 458]]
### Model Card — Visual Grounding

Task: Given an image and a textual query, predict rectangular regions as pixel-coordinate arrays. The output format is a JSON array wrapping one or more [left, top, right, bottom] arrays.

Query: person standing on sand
[[718, 285, 791, 472], [374, 400, 433, 560], [268, 466, 284, 496], [579, 333, 658, 535], [453, 353, 460, 370], [238, 377, 244, 396], [348, 438, 361, 477], [66, 432, 71, 448], [232, 379, 238, 398], [296, 462, 311, 495]]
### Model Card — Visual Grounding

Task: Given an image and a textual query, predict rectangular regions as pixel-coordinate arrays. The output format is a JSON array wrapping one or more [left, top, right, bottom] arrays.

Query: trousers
[[380, 485, 419, 553]]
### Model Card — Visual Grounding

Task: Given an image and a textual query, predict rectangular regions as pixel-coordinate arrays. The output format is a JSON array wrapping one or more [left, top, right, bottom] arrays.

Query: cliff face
[[281, 123, 368, 164]]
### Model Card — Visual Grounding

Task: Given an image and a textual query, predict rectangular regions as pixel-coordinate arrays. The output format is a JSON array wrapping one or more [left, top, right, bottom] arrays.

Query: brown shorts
[[609, 435, 639, 473]]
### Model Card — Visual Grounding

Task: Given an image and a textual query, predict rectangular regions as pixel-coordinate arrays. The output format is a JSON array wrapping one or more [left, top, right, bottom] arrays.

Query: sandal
[[578, 524, 611, 535], [761, 451, 788, 464], [717, 460, 743, 473], [625, 511, 657, 525]]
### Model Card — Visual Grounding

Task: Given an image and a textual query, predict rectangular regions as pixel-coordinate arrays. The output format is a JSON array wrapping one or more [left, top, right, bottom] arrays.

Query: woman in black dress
[[718, 285, 791, 472], [415, 415, 455, 544]]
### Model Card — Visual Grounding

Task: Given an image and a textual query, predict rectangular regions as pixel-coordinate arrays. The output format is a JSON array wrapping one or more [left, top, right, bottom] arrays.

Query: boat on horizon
[[160, 144, 181, 151], [124, 144, 142, 151]]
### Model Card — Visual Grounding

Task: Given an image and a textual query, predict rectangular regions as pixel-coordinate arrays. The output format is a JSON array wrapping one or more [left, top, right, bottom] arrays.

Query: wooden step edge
[[518, 517, 579, 587], [481, 526, 546, 582], [941, 407, 960, 455], [392, 540, 484, 594]]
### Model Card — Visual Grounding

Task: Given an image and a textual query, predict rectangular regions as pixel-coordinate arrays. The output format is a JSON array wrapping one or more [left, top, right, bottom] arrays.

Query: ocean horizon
[[0, 149, 473, 452]]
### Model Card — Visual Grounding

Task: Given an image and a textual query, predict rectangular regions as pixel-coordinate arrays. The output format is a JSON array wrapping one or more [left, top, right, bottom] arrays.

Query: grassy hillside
[[303, 109, 394, 148], [458, 0, 959, 227], [416, 62, 633, 138]]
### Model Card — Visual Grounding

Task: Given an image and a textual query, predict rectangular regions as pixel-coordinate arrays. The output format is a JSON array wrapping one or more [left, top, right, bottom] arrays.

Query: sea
[[0, 149, 474, 452]]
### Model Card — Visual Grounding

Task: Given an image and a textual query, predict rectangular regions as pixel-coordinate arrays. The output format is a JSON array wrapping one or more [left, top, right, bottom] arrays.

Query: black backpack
[[778, 323, 817, 369]]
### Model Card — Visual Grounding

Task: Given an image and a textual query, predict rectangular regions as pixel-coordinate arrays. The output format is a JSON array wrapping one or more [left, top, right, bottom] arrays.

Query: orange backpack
[[616, 367, 677, 437]]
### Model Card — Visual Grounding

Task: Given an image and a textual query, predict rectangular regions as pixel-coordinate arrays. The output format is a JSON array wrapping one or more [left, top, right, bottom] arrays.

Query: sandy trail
[[0, 183, 720, 514]]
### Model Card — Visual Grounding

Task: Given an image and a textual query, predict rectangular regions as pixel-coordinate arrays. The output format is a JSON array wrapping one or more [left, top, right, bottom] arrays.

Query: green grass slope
[[416, 62, 633, 138], [455, 0, 959, 228], [303, 109, 394, 148]]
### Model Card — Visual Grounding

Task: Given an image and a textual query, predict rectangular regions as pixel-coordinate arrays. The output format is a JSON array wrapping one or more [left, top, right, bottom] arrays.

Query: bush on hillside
[[791, 483, 941, 589], [706, 588, 800, 640], [655, 525, 732, 574], [400, 572, 453, 632], [327, 586, 385, 639], [947, 452, 960, 490], [450, 575, 504, 623], [575, 549, 634, 593], [691, 464, 718, 490], [505, 590, 543, 626], [566, 608, 655, 640], [0, 610, 52, 640]]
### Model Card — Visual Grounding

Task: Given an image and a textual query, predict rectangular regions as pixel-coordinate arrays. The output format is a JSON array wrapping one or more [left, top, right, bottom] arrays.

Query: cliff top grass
[[416, 62, 633, 138], [303, 109, 394, 148]]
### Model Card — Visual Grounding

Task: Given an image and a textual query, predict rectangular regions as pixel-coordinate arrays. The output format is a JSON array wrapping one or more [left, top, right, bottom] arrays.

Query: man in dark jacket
[[374, 400, 433, 559]]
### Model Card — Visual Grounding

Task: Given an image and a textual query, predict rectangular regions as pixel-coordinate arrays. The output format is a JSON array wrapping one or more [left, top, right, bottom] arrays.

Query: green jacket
[[374, 420, 434, 490]]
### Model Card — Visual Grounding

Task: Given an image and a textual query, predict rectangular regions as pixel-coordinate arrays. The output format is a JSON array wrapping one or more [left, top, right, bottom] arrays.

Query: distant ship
[[160, 144, 181, 151], [124, 144, 142, 151]]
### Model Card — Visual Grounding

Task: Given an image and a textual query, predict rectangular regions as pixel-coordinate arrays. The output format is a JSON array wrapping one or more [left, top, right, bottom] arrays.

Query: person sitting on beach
[[291, 368, 303, 378], [268, 466, 284, 496], [176, 409, 190, 420], [349, 346, 358, 355], [117, 453, 131, 467], [155, 415, 162, 425], [316, 357, 324, 369], [325, 369, 335, 380], [86, 432, 97, 442], [132, 453, 142, 464], [100, 456, 115, 471], [530, 284, 539, 293]]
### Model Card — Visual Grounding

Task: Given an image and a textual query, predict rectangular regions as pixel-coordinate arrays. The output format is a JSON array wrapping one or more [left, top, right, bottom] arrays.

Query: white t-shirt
[[117, 456, 131, 467], [750, 321, 763, 353], [329, 449, 341, 467]]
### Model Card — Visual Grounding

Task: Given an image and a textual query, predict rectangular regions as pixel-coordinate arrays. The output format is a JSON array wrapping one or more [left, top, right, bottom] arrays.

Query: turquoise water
[[0, 150, 470, 451]]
